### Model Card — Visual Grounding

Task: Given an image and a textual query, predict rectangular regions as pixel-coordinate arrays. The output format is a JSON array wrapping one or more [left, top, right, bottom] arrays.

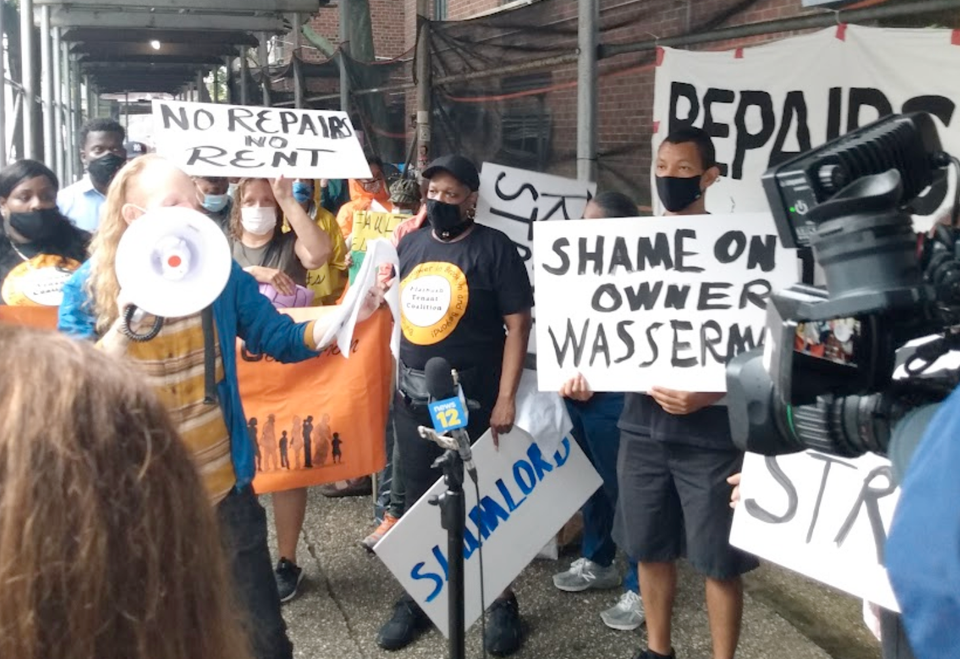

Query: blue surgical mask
[[292, 181, 313, 204], [227, 182, 239, 197], [202, 193, 229, 213]]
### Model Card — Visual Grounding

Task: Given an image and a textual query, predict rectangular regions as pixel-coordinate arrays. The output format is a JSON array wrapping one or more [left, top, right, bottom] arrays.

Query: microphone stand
[[421, 428, 468, 659]]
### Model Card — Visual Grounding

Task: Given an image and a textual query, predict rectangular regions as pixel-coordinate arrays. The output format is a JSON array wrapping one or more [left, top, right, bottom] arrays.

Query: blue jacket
[[886, 385, 960, 658], [59, 260, 317, 490]]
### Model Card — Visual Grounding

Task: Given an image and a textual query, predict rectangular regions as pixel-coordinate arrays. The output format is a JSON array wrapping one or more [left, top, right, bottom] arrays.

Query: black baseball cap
[[422, 155, 480, 192]]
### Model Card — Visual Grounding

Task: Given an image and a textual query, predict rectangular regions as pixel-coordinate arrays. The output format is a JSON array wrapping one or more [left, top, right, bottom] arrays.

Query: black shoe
[[275, 558, 304, 603], [377, 595, 431, 651], [632, 649, 677, 659], [483, 593, 523, 656]]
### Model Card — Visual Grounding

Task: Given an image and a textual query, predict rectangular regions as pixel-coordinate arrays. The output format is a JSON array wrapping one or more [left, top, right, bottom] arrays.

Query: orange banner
[[239, 306, 391, 494]]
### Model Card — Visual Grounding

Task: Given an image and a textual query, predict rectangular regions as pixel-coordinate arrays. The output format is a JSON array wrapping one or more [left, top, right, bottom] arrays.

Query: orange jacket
[[336, 178, 392, 241]]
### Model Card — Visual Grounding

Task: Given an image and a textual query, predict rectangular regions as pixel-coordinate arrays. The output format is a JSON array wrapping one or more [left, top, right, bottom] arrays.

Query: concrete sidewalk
[[264, 489, 869, 659]]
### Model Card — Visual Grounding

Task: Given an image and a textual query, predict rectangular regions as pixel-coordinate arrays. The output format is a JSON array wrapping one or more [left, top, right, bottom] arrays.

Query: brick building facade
[[294, 0, 843, 203]]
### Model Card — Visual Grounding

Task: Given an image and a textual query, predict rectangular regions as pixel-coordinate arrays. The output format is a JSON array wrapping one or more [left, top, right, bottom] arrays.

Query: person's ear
[[0, 198, 7, 219], [120, 203, 142, 225], [701, 165, 721, 191], [466, 191, 479, 209]]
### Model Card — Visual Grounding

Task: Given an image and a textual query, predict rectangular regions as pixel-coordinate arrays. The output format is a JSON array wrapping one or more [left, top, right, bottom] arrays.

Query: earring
[[466, 206, 476, 220]]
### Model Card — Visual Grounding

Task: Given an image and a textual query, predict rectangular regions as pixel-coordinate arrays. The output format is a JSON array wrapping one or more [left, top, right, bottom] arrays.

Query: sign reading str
[[533, 214, 797, 392], [152, 100, 372, 179], [730, 450, 900, 612], [374, 427, 601, 637]]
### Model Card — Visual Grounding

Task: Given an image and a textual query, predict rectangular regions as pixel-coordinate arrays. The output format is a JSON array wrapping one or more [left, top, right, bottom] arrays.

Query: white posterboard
[[533, 213, 797, 392], [730, 451, 900, 612], [151, 100, 372, 180], [374, 427, 602, 637], [475, 163, 596, 355]]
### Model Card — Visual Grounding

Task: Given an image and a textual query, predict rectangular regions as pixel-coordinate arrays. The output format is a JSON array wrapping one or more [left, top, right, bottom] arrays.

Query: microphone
[[423, 356, 478, 482]]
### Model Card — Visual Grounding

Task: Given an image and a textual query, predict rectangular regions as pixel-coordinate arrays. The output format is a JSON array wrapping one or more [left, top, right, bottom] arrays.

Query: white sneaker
[[600, 590, 645, 631], [552, 557, 621, 592]]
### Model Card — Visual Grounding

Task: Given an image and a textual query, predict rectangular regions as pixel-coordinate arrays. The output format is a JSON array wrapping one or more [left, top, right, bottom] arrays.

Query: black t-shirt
[[0, 228, 89, 306], [619, 393, 734, 450], [397, 224, 533, 375]]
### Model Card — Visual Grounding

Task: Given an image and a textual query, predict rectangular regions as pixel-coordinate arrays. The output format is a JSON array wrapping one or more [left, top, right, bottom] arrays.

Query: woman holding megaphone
[[57, 155, 387, 659]]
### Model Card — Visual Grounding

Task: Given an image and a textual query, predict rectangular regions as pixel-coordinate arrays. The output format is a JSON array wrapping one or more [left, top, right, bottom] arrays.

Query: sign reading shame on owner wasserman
[[151, 100, 372, 180], [533, 214, 797, 392]]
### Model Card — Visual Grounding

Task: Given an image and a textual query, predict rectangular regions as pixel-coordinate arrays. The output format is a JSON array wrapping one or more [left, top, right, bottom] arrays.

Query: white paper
[[513, 368, 572, 456]]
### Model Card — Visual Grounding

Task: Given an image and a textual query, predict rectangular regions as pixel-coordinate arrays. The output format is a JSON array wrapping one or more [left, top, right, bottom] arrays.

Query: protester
[[554, 191, 644, 633], [377, 155, 533, 656], [57, 154, 386, 659], [0, 160, 89, 306], [125, 140, 149, 160], [320, 178, 351, 217], [57, 117, 127, 232], [289, 177, 348, 306], [195, 175, 233, 234], [336, 155, 392, 245], [0, 324, 252, 659], [614, 127, 758, 659]]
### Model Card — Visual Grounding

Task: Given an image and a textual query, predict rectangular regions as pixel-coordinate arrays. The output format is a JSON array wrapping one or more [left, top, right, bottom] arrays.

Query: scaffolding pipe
[[292, 13, 304, 109], [339, 0, 349, 113], [62, 42, 73, 181], [52, 27, 63, 180], [0, 0, 6, 165], [240, 49, 249, 105], [259, 33, 271, 107], [576, 0, 598, 183], [40, 5, 54, 167], [71, 57, 81, 175], [415, 19, 431, 171], [602, 0, 960, 58], [20, 0, 36, 159]]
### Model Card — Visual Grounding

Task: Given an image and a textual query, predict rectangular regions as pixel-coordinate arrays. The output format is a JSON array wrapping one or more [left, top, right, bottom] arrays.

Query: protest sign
[[349, 210, 406, 282], [152, 100, 372, 179], [240, 306, 393, 494], [730, 450, 900, 612], [652, 25, 960, 230], [533, 214, 797, 392], [375, 426, 601, 637], [475, 163, 597, 355]]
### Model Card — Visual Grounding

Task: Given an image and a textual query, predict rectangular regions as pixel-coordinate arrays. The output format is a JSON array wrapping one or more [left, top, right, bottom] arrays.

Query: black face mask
[[87, 153, 126, 187], [427, 199, 472, 241], [656, 175, 703, 213], [7, 207, 61, 243]]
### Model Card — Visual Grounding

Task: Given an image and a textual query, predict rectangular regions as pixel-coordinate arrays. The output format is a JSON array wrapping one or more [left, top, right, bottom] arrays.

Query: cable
[[473, 475, 488, 659], [950, 156, 960, 228]]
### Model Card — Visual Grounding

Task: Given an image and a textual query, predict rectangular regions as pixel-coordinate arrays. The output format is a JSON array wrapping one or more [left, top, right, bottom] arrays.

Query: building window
[[434, 0, 447, 20]]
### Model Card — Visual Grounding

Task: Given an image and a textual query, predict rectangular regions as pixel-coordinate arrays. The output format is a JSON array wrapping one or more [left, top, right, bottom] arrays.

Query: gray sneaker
[[552, 557, 621, 592], [601, 590, 645, 631]]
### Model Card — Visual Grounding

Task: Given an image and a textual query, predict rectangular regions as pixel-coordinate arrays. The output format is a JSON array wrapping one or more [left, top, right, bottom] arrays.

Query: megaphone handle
[[121, 305, 164, 342]]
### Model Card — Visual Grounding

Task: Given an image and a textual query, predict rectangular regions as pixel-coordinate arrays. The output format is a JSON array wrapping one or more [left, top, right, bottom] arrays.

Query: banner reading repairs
[[152, 100, 373, 179], [533, 214, 797, 392], [730, 450, 900, 612], [652, 25, 960, 227], [476, 163, 597, 355], [375, 427, 601, 637]]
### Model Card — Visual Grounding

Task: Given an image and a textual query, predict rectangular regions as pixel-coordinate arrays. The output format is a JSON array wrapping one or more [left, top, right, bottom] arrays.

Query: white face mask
[[240, 206, 277, 235]]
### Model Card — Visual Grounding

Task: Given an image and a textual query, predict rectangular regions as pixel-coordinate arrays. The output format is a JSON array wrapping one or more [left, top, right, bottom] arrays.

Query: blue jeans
[[565, 393, 638, 593], [217, 486, 294, 659]]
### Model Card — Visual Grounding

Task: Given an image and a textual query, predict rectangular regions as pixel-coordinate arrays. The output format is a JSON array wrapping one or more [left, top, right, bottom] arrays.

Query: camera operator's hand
[[560, 373, 594, 402], [649, 387, 724, 415]]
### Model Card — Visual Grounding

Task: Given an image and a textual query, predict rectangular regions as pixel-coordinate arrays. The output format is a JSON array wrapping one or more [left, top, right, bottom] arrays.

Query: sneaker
[[377, 595, 431, 651], [318, 476, 372, 498], [275, 558, 304, 603], [360, 513, 400, 552], [483, 593, 523, 656], [601, 590, 646, 631], [552, 557, 622, 592], [632, 649, 675, 659]]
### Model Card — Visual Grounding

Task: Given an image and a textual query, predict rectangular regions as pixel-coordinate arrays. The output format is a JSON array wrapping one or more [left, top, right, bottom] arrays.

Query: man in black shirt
[[377, 155, 533, 657], [615, 127, 758, 659]]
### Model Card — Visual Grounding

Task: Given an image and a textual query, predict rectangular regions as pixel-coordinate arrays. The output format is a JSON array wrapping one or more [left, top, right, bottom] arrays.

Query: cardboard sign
[[652, 25, 960, 230], [239, 306, 393, 494], [730, 450, 900, 612], [374, 427, 602, 637], [533, 214, 797, 392], [475, 163, 597, 355], [152, 100, 372, 180]]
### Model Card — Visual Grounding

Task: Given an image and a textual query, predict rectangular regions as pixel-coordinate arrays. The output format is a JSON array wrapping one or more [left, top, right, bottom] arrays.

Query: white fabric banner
[[533, 214, 797, 392], [152, 100, 372, 180], [652, 25, 960, 230]]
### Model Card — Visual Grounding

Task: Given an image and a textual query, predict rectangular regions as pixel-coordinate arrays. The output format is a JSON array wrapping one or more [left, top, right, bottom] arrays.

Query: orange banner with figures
[[0, 305, 59, 328], [239, 306, 392, 494]]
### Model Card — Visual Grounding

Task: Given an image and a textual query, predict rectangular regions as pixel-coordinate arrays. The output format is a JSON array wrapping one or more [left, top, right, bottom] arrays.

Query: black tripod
[[429, 448, 467, 659]]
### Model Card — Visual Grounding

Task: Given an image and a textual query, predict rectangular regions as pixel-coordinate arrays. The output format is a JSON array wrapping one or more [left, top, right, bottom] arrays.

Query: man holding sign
[[612, 129, 758, 659]]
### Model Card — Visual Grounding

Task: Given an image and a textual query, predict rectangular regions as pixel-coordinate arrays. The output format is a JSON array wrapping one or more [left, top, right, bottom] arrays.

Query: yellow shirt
[[283, 203, 348, 306]]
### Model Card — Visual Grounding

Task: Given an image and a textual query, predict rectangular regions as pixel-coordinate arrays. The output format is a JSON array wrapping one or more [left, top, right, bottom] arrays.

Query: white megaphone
[[115, 206, 232, 341]]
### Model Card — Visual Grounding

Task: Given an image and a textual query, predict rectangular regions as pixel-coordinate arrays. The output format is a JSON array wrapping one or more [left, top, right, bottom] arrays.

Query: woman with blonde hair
[[57, 154, 387, 659], [0, 324, 251, 659]]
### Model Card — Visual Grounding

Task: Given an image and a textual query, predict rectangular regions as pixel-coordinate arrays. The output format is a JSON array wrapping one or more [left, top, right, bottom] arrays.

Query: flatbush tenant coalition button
[[400, 261, 470, 345]]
